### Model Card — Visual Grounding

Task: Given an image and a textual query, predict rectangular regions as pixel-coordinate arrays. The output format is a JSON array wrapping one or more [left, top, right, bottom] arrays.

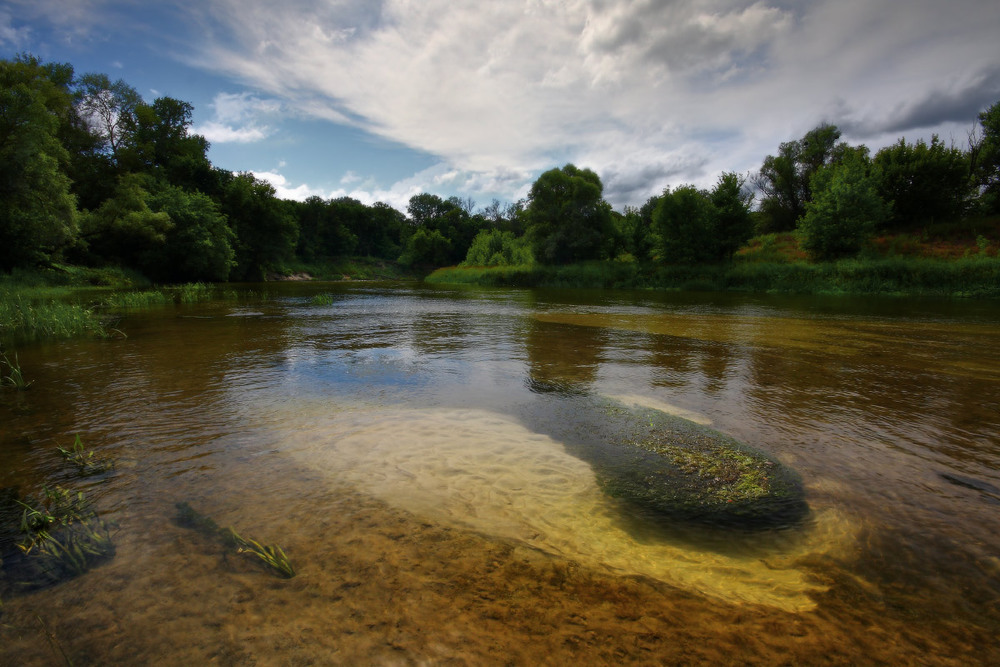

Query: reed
[[0, 290, 106, 344], [1, 350, 33, 390], [101, 290, 170, 309], [57, 435, 116, 476]]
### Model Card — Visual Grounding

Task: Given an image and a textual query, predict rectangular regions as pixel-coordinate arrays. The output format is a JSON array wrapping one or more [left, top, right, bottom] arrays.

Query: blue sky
[[3, 0, 999, 213]]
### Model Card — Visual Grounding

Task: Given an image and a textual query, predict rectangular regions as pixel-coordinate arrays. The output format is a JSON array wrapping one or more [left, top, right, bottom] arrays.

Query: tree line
[[3, 53, 1000, 283]]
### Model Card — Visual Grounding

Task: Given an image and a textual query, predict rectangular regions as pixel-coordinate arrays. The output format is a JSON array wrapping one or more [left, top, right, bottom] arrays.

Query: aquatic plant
[[310, 293, 335, 306], [101, 290, 170, 309], [0, 289, 107, 344], [13, 486, 115, 588], [57, 435, 116, 476], [0, 350, 32, 390], [230, 529, 296, 578], [175, 502, 295, 578], [174, 282, 213, 304]]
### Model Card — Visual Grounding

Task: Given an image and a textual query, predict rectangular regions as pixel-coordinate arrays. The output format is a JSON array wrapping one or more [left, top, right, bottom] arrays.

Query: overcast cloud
[[7, 0, 1000, 209]]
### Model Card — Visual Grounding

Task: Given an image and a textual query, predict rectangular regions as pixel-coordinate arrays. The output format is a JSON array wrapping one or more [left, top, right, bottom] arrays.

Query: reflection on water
[[2, 283, 999, 664]]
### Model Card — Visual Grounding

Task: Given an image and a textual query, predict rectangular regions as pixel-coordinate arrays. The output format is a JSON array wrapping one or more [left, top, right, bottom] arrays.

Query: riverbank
[[426, 256, 1000, 298]]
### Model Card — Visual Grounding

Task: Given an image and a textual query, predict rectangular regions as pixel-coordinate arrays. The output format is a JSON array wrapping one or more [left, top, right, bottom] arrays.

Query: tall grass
[[0, 289, 107, 344], [428, 256, 1000, 298]]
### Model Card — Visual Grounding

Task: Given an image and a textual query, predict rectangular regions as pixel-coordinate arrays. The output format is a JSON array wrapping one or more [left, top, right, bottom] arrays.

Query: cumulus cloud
[[19, 0, 1000, 206], [192, 92, 280, 144], [252, 163, 467, 212]]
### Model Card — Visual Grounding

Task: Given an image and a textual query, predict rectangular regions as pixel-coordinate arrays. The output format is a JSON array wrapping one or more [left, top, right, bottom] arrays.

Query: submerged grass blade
[[174, 503, 294, 578]]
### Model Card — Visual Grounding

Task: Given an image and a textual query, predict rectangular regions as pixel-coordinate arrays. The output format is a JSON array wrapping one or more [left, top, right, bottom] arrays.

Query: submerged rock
[[523, 396, 809, 529]]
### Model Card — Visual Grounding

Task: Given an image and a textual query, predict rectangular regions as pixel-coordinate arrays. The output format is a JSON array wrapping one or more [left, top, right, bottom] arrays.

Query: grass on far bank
[[427, 255, 1000, 298]]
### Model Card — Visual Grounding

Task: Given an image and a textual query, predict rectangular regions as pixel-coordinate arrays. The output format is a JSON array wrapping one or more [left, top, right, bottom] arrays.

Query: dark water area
[[1, 282, 999, 665]]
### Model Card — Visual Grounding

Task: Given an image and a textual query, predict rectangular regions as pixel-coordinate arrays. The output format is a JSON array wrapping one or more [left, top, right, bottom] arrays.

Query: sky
[[2, 0, 999, 214]]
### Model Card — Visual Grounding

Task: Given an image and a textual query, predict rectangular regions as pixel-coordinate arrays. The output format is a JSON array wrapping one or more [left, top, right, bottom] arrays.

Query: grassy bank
[[426, 256, 1000, 298]]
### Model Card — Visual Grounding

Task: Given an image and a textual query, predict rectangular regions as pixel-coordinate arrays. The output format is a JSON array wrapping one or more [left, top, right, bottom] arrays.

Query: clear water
[[2, 282, 999, 664]]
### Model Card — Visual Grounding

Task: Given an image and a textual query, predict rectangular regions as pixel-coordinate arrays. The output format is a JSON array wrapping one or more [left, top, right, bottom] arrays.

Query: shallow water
[[2, 282, 999, 665]]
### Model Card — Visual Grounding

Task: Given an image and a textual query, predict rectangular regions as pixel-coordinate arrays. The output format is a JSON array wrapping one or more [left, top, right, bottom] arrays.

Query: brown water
[[2, 282, 999, 665]]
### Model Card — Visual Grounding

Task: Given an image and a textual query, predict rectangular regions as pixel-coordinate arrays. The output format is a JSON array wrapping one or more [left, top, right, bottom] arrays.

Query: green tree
[[525, 164, 614, 264], [219, 172, 298, 281], [754, 124, 847, 233], [144, 184, 234, 282], [78, 175, 172, 269], [76, 73, 143, 168], [653, 185, 717, 264], [873, 136, 969, 228], [710, 172, 755, 261], [799, 148, 888, 260], [399, 228, 451, 267], [461, 229, 532, 266], [0, 56, 79, 270], [974, 101, 1000, 213]]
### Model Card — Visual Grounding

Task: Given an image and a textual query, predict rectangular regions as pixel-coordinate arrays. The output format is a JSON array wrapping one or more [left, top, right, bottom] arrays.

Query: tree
[[76, 73, 143, 168], [399, 228, 451, 267], [0, 56, 79, 270], [799, 148, 888, 260], [462, 229, 532, 266], [525, 164, 614, 264], [754, 124, 847, 233], [78, 174, 172, 270], [710, 172, 755, 261], [974, 100, 1000, 214], [873, 136, 969, 228], [144, 184, 234, 282], [218, 172, 298, 281], [653, 185, 717, 264]]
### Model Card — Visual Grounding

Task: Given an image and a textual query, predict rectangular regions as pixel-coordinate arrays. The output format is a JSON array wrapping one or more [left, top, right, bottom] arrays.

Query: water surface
[[2, 283, 999, 664]]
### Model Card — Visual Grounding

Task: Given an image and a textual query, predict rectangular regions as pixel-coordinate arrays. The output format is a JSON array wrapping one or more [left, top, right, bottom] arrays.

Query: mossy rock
[[523, 397, 809, 529]]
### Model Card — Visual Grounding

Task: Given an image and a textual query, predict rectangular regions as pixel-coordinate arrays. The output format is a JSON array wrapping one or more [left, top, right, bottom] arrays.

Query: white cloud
[[192, 92, 281, 144], [163, 1, 1000, 205]]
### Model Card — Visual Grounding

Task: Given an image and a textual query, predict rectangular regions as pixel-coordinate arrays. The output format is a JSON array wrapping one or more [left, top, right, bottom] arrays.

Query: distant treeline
[[2, 53, 999, 284]]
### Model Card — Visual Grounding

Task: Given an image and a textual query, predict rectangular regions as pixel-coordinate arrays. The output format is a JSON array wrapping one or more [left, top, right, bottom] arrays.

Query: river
[[2, 282, 999, 665]]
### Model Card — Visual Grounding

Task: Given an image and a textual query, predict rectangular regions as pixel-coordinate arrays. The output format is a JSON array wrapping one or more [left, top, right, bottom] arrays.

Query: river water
[[2, 282, 999, 665]]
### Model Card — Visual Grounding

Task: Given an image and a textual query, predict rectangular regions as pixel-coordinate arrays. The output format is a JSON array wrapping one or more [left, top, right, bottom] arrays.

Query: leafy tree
[[405, 193, 480, 264], [799, 148, 888, 260], [710, 172, 755, 261], [129, 97, 215, 191], [78, 175, 172, 269], [754, 124, 847, 233], [974, 101, 1000, 213], [873, 136, 969, 228], [0, 56, 79, 270], [76, 73, 143, 168], [525, 164, 614, 264], [218, 172, 298, 281], [399, 228, 451, 267], [144, 184, 234, 282], [462, 229, 532, 266], [653, 185, 717, 264], [353, 201, 405, 259]]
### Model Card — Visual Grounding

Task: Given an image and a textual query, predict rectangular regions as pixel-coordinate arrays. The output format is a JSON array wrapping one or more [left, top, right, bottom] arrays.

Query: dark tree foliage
[[218, 172, 298, 281], [404, 193, 483, 264], [800, 148, 888, 260], [754, 124, 846, 233], [0, 56, 78, 270], [873, 136, 970, 228], [654, 185, 717, 264], [525, 164, 614, 264], [710, 172, 755, 261], [975, 101, 1000, 214], [143, 184, 234, 282]]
